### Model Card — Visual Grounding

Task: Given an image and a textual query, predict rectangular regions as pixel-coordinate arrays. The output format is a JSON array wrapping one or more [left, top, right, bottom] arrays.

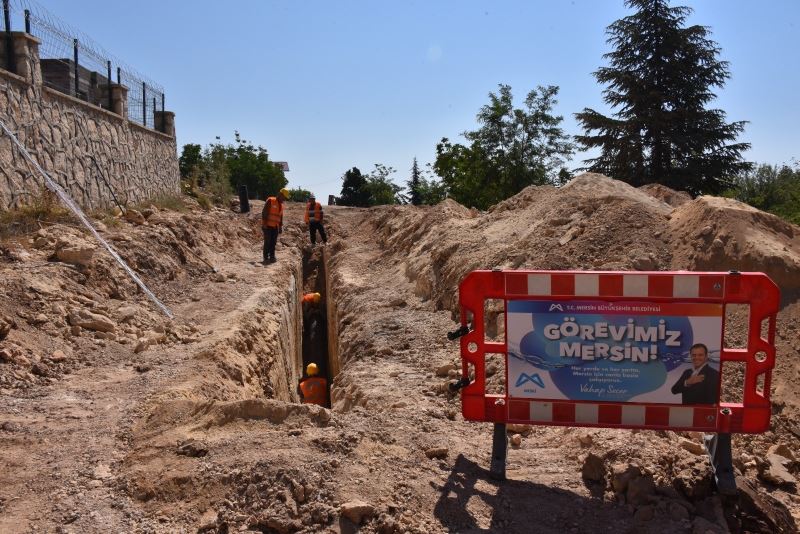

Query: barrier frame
[[450, 270, 780, 484]]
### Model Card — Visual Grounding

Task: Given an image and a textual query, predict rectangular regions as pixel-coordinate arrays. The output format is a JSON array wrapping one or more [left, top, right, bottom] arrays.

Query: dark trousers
[[263, 227, 279, 261], [309, 221, 327, 244]]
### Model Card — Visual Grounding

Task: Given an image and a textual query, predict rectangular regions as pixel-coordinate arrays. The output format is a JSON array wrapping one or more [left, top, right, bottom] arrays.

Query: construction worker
[[302, 292, 322, 322], [304, 195, 327, 245], [261, 188, 289, 264], [298, 363, 327, 406]]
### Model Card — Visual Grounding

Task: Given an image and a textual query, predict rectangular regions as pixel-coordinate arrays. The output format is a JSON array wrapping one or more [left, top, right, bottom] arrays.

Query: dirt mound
[[668, 196, 800, 292], [562, 172, 673, 215], [640, 183, 692, 207]]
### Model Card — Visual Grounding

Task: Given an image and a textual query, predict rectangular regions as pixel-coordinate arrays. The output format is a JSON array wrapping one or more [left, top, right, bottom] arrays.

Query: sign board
[[507, 300, 722, 405], [455, 270, 779, 434]]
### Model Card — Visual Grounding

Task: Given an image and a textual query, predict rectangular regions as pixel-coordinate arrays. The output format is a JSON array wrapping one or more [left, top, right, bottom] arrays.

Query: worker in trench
[[302, 292, 322, 321], [304, 194, 328, 245], [298, 363, 328, 406], [261, 188, 289, 264]]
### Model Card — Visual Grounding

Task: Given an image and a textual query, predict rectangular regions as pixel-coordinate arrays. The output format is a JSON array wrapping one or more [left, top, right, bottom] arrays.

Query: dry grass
[[0, 190, 74, 241]]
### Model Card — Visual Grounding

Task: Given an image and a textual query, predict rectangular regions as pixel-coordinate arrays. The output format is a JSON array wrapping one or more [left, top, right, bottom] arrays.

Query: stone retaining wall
[[0, 34, 178, 211]]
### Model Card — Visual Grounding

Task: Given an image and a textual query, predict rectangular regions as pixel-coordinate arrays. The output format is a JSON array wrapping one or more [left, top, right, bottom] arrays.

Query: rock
[[32, 313, 48, 324], [581, 453, 606, 482], [124, 209, 147, 225], [632, 253, 656, 271], [177, 439, 208, 458], [141, 208, 155, 219], [767, 444, 796, 462], [633, 505, 654, 522], [134, 338, 150, 354], [50, 350, 68, 363], [760, 454, 797, 487], [611, 463, 641, 493], [0, 348, 13, 363], [340, 501, 375, 524], [627, 475, 656, 506], [510, 434, 522, 448], [0, 315, 15, 340], [668, 501, 690, 521], [211, 272, 226, 283], [31, 362, 50, 376], [68, 309, 115, 333], [54, 239, 95, 266], [197, 509, 218, 532], [506, 423, 532, 436], [435, 363, 458, 377], [680, 437, 705, 455], [116, 306, 138, 323], [577, 433, 594, 447], [135, 364, 152, 373], [33, 236, 52, 249], [388, 298, 406, 308], [111, 206, 123, 217], [424, 447, 449, 459]]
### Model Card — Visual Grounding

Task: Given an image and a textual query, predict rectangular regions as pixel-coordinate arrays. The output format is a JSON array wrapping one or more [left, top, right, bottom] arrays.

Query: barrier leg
[[489, 423, 508, 481], [704, 433, 737, 496]]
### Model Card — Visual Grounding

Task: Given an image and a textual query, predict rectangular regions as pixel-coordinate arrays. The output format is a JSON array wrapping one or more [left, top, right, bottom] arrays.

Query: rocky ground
[[0, 174, 799, 533]]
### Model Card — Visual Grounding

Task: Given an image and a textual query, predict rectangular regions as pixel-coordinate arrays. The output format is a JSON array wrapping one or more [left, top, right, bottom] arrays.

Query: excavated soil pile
[[1, 173, 798, 534]]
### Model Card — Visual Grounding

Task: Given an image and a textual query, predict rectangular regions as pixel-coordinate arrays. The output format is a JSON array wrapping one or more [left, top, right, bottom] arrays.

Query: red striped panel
[[598, 404, 622, 425], [645, 406, 670, 427], [699, 275, 725, 298], [506, 273, 528, 295], [693, 407, 717, 428], [648, 275, 674, 298], [553, 402, 576, 423], [551, 274, 575, 296], [599, 274, 624, 297], [509, 400, 529, 421]]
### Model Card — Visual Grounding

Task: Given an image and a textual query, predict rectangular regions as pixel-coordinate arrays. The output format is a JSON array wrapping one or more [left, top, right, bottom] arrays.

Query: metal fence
[[1, 0, 165, 129]]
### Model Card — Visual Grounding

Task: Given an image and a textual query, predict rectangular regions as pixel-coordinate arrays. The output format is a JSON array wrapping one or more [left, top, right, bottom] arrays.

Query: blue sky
[[21, 1, 800, 200]]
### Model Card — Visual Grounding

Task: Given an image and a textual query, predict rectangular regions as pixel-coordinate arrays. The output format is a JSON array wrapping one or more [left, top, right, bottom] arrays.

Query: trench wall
[[0, 43, 179, 210]]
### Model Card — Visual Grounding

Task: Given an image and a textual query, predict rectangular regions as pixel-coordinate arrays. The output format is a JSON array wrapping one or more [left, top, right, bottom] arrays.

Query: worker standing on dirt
[[298, 363, 327, 406], [262, 188, 289, 264], [304, 195, 327, 245]]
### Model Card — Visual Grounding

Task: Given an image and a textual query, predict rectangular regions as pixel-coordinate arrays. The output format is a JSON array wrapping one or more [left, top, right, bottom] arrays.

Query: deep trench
[[300, 247, 332, 406]]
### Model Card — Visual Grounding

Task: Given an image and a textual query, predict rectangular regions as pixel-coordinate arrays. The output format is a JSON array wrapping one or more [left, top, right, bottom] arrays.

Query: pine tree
[[339, 167, 369, 207], [575, 0, 751, 195], [407, 158, 422, 206]]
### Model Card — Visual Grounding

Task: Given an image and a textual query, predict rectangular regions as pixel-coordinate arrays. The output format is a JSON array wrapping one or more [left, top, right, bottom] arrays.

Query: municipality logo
[[515, 373, 545, 388], [548, 303, 564, 312]]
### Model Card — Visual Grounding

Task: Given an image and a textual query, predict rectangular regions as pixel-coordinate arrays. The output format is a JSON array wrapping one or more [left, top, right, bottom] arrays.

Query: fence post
[[73, 38, 79, 98], [116, 66, 120, 84], [24, 8, 29, 33], [3, 0, 16, 74], [106, 60, 112, 110], [142, 81, 146, 126], [161, 92, 164, 114]]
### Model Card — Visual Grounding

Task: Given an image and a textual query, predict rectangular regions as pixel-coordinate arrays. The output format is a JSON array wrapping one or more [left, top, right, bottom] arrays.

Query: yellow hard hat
[[306, 363, 319, 376], [312, 292, 321, 304], [279, 188, 289, 199]]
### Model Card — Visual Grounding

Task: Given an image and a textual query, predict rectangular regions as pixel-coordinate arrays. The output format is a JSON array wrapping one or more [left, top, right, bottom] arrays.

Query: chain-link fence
[[1, 0, 164, 129]]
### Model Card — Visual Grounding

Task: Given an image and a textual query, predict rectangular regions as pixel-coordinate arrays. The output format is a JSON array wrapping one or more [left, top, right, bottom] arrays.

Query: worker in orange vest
[[302, 292, 321, 317], [261, 188, 289, 264], [298, 363, 327, 406], [304, 195, 327, 245]]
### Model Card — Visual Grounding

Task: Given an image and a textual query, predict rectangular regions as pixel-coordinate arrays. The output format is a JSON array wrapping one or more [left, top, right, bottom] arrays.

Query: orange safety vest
[[304, 201, 323, 223], [262, 197, 283, 228], [302, 293, 318, 305], [299, 376, 327, 406]]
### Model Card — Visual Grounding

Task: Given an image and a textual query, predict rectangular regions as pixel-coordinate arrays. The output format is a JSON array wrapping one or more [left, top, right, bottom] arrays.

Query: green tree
[[575, 0, 751, 195], [434, 84, 574, 210], [365, 164, 404, 206], [407, 158, 423, 206], [726, 163, 800, 224], [339, 167, 370, 207], [179, 143, 202, 178], [212, 132, 287, 200], [286, 187, 313, 202]]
